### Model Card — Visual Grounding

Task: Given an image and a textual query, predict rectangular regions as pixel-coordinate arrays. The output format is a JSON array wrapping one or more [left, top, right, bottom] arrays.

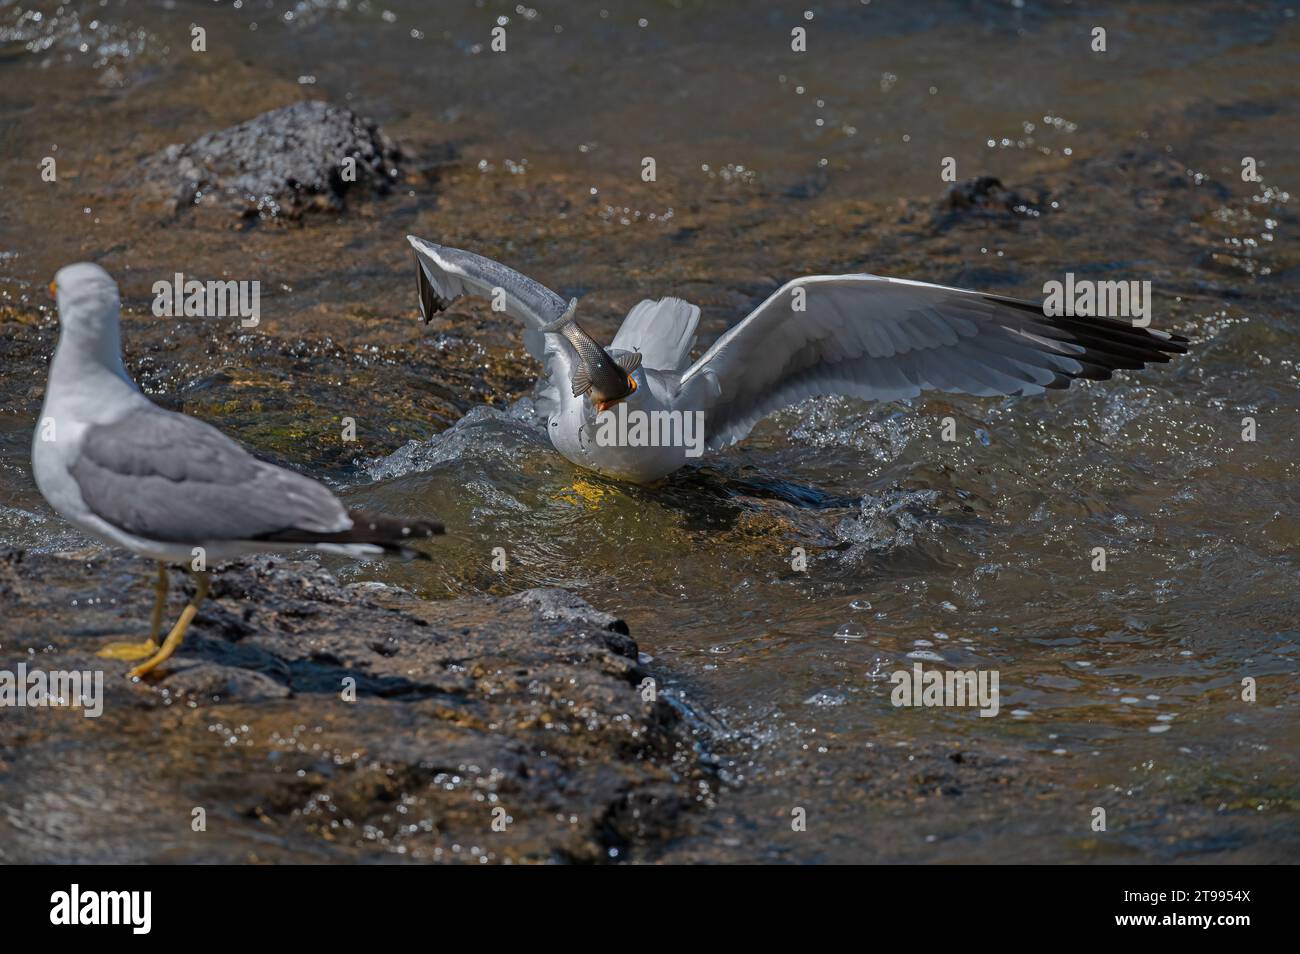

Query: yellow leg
[[97, 562, 170, 662], [148, 562, 168, 642], [129, 570, 210, 680]]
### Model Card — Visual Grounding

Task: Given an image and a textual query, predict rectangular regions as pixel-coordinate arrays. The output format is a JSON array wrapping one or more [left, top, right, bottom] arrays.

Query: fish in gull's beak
[[540, 299, 643, 412]]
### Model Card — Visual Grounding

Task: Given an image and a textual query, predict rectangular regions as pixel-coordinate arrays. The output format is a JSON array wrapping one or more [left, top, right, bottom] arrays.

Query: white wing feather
[[407, 236, 569, 362], [677, 274, 1187, 450], [611, 297, 700, 371]]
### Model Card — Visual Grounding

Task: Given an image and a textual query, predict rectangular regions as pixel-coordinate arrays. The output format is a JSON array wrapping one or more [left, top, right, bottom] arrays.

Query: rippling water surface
[[1, 0, 1296, 862]]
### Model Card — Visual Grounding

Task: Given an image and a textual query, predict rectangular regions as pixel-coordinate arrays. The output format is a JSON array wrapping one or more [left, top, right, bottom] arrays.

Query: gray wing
[[70, 405, 350, 543], [677, 274, 1189, 451], [610, 297, 700, 371], [407, 236, 568, 362]]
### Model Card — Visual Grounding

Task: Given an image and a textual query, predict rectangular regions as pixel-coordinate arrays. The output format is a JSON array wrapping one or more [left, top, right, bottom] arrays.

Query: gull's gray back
[[71, 405, 349, 543]]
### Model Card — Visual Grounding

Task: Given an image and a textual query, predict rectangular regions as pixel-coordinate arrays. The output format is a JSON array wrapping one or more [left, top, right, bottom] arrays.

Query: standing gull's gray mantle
[[408, 236, 1190, 483], [31, 263, 443, 679]]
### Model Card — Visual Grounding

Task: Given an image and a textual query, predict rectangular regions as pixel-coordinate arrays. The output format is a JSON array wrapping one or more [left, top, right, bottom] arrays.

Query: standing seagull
[[33, 263, 444, 679], [408, 237, 1189, 482]]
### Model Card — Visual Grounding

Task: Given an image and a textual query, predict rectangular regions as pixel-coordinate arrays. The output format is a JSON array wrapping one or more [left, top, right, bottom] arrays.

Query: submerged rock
[[138, 100, 404, 222], [935, 175, 1046, 228], [0, 549, 711, 863]]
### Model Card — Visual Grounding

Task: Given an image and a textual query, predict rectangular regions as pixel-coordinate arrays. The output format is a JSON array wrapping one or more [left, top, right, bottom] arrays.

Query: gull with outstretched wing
[[408, 236, 1188, 483]]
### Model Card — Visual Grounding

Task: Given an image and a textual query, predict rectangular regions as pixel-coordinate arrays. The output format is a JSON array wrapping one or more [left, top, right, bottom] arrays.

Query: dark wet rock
[[138, 100, 404, 222], [162, 662, 293, 701], [0, 550, 712, 863], [783, 167, 830, 200], [941, 175, 1019, 211], [934, 175, 1046, 228]]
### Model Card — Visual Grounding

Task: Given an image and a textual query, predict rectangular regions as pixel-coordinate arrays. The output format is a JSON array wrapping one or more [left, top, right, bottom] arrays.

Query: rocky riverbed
[[0, 548, 713, 863]]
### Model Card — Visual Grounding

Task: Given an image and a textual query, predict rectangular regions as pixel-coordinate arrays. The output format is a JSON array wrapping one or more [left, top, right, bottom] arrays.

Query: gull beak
[[48, 280, 57, 299]]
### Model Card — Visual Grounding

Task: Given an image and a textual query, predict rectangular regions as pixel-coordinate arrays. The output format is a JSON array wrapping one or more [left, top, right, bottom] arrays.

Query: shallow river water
[[1, 0, 1297, 862]]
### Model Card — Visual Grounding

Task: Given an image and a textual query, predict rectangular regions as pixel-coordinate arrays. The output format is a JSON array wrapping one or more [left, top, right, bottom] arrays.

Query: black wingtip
[[413, 253, 451, 323], [405, 519, 446, 538], [983, 292, 1191, 369], [254, 510, 446, 557], [973, 290, 1192, 396], [414, 256, 432, 323]]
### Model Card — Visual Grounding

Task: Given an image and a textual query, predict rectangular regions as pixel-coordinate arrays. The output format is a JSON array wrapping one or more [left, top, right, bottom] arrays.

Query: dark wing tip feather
[[254, 508, 445, 559], [415, 256, 451, 322], [981, 292, 1190, 386]]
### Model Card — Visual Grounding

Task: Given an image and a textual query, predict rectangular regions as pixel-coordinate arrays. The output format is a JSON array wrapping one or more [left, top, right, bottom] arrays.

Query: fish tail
[[540, 298, 578, 333]]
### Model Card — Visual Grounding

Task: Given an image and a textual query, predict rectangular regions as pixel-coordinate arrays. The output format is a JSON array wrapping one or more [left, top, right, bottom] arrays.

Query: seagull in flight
[[33, 263, 444, 679], [408, 236, 1188, 483]]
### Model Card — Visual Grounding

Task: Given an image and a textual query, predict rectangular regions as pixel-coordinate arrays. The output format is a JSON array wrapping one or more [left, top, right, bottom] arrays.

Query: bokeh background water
[[1, 0, 1297, 862]]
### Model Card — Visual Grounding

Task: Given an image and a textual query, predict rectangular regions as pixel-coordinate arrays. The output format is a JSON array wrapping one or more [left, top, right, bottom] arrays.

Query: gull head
[[50, 262, 126, 375], [52, 262, 120, 340]]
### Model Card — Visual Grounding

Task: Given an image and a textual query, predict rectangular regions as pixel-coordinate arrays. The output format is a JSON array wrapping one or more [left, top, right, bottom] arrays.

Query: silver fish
[[542, 299, 642, 412]]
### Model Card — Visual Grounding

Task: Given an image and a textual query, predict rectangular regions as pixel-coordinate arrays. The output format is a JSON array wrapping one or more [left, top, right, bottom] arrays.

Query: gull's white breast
[[547, 367, 693, 483]]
